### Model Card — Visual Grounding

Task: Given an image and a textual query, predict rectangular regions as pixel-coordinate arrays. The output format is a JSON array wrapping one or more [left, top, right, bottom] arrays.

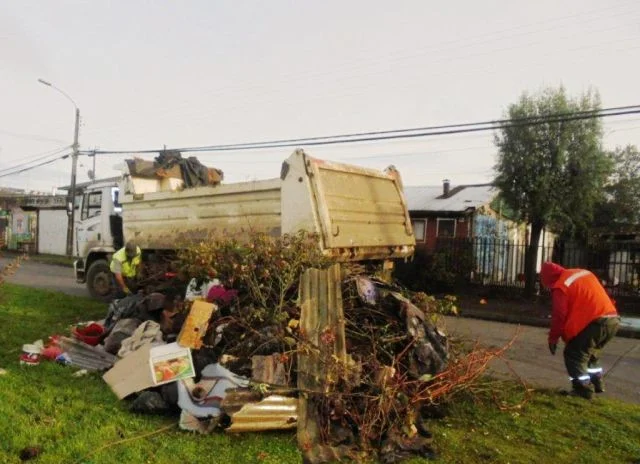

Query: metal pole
[[66, 108, 80, 257], [37, 78, 80, 257]]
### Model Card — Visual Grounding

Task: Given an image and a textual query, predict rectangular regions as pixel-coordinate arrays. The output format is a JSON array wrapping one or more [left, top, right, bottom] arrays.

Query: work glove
[[548, 342, 557, 356]]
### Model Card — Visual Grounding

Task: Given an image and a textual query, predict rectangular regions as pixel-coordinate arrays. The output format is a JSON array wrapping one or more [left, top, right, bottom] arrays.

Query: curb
[[459, 309, 640, 340]]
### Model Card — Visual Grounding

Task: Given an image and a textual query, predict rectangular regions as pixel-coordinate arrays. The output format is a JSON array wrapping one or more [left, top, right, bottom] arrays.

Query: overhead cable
[[87, 105, 640, 155], [0, 152, 71, 179], [0, 145, 73, 174]]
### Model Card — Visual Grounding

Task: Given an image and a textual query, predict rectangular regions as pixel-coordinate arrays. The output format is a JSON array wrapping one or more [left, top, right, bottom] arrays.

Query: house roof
[[404, 183, 496, 213]]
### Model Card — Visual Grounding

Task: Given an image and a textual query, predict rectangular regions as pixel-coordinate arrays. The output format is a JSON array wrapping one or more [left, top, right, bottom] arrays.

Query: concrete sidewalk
[[460, 306, 640, 339], [457, 294, 640, 339]]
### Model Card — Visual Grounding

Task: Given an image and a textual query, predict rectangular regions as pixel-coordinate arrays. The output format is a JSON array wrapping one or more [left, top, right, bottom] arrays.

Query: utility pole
[[37, 78, 80, 257], [67, 108, 80, 257]]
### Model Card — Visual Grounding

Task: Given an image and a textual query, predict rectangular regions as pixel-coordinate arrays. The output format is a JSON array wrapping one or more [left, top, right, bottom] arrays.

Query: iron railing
[[433, 237, 640, 297]]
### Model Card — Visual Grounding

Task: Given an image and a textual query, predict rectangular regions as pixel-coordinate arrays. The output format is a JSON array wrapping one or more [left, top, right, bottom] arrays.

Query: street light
[[38, 78, 80, 257]]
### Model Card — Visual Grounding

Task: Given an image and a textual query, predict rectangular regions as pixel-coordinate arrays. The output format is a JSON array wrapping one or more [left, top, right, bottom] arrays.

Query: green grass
[[1, 283, 639, 464], [418, 388, 640, 464]]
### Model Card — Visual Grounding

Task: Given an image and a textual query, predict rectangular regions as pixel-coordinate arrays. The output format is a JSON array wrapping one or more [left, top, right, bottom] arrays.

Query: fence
[[432, 237, 640, 298]]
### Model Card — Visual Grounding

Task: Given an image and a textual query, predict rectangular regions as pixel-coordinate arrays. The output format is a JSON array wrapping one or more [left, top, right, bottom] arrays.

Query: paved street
[[0, 257, 89, 298], [2, 259, 638, 403], [445, 316, 640, 404]]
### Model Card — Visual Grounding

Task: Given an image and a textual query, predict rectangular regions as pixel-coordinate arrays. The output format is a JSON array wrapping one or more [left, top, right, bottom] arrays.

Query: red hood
[[540, 262, 565, 288]]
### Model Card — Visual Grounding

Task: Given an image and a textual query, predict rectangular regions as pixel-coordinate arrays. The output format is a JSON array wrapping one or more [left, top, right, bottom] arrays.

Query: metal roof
[[404, 184, 496, 212]]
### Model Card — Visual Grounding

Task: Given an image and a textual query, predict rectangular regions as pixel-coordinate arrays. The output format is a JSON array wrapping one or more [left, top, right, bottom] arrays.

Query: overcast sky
[[1, 0, 639, 193]]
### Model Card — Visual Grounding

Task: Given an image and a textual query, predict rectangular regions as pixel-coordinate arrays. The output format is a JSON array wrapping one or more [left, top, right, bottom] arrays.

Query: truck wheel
[[86, 259, 113, 301]]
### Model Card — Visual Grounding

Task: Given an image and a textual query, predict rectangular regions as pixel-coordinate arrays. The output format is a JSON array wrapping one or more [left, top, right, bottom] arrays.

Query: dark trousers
[[564, 316, 620, 383]]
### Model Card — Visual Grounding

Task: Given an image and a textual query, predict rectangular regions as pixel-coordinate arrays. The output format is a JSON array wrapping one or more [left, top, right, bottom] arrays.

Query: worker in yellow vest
[[110, 241, 142, 298]]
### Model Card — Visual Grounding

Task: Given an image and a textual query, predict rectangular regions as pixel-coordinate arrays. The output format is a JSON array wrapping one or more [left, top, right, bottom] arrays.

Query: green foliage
[[494, 87, 611, 295], [411, 292, 459, 316], [494, 86, 611, 234], [177, 230, 331, 323], [395, 246, 473, 293], [594, 144, 640, 227]]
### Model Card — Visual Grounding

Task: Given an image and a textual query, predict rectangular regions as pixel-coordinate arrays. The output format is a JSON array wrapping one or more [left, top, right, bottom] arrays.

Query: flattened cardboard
[[177, 300, 216, 349], [103, 343, 153, 399]]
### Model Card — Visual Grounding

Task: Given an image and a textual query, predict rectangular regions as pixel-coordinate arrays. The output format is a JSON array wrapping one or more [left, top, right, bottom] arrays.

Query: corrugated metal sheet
[[404, 185, 496, 212], [297, 264, 348, 460], [225, 395, 297, 433], [60, 336, 118, 370]]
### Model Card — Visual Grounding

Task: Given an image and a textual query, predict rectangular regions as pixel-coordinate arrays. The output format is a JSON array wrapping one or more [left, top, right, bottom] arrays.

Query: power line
[[0, 145, 72, 174], [5, 106, 639, 178], [0, 152, 71, 178], [87, 105, 640, 155]]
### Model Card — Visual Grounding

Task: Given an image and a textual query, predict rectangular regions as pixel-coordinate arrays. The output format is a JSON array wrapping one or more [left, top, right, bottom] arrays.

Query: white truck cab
[[73, 178, 123, 298]]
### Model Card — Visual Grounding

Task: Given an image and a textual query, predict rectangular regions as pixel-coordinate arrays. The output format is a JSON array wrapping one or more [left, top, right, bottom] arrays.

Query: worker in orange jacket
[[540, 262, 620, 399]]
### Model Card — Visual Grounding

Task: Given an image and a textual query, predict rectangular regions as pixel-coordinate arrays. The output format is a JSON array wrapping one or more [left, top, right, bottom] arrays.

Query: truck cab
[[73, 179, 123, 299]]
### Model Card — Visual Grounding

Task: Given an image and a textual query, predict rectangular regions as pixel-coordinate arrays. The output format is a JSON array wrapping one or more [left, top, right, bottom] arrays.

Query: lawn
[[1, 283, 639, 464]]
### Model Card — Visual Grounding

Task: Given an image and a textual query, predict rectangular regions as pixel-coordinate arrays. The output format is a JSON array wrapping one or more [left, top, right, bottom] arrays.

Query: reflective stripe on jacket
[[109, 246, 141, 278], [552, 268, 617, 342]]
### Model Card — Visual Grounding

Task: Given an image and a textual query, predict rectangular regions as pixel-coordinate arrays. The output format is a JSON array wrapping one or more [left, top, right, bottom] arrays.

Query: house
[[0, 192, 68, 254], [403, 180, 556, 286], [404, 180, 503, 251]]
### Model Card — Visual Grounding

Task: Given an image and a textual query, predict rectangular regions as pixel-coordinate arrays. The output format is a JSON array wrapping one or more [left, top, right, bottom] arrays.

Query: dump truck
[[74, 149, 416, 299]]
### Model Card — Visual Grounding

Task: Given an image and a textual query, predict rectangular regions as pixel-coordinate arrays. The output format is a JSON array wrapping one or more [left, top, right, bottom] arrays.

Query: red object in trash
[[72, 323, 104, 346], [41, 345, 63, 361]]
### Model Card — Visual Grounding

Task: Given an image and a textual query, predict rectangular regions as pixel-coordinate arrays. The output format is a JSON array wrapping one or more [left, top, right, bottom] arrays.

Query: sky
[[1, 0, 639, 193]]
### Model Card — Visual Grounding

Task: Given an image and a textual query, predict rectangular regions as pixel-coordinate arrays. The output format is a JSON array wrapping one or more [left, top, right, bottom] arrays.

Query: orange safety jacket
[[552, 268, 617, 342]]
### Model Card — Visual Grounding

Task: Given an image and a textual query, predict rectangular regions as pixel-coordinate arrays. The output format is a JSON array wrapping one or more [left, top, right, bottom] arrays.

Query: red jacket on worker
[[540, 262, 618, 344]]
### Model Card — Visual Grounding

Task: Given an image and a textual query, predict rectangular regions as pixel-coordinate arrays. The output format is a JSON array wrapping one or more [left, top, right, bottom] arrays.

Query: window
[[81, 191, 103, 220], [112, 187, 122, 214], [411, 219, 426, 242], [437, 218, 456, 237]]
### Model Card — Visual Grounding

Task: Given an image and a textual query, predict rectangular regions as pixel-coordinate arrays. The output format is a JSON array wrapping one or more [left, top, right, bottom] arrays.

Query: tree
[[494, 87, 612, 297], [594, 145, 640, 228]]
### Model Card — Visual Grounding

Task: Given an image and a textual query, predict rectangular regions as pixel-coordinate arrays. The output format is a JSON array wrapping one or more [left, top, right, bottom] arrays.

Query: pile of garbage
[[125, 150, 224, 189], [23, 232, 504, 462], [27, 273, 454, 462]]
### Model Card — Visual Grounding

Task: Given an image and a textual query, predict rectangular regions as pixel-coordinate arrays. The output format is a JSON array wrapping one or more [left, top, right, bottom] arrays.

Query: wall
[[38, 209, 68, 255], [8, 208, 37, 250], [411, 213, 471, 252]]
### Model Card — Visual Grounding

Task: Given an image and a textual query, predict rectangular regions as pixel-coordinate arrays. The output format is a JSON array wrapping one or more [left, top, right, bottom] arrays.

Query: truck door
[[75, 189, 104, 257]]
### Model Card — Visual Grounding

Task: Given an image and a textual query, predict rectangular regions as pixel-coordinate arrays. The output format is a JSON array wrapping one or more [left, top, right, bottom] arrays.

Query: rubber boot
[[571, 380, 594, 400], [590, 373, 605, 393]]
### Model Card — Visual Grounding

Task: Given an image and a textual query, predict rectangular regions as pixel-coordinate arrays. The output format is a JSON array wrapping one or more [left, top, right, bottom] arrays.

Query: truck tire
[[86, 259, 114, 301]]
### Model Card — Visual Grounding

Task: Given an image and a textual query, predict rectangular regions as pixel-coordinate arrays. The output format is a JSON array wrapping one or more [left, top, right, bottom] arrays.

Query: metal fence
[[433, 237, 640, 298]]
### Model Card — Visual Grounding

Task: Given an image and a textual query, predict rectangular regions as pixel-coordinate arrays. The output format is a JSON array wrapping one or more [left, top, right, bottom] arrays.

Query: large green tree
[[494, 87, 612, 297], [594, 145, 640, 228]]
